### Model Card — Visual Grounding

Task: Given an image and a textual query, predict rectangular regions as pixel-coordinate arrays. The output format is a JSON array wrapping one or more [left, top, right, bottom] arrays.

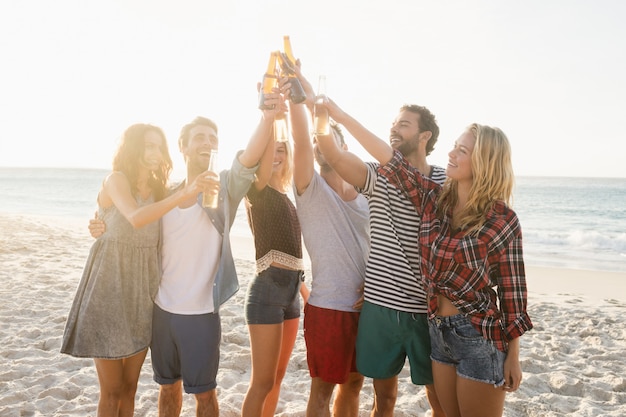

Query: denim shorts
[[245, 266, 302, 325], [429, 314, 505, 387]]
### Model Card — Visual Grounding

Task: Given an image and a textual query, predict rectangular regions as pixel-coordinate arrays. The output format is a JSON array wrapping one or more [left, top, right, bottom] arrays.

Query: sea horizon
[[1, 166, 625, 274]]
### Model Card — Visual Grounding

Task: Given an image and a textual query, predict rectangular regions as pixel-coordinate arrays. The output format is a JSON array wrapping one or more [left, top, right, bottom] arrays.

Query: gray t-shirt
[[295, 172, 370, 312]]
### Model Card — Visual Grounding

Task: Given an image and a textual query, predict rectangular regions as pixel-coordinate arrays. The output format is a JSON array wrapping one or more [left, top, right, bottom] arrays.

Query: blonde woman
[[320, 117, 533, 417], [242, 131, 309, 417]]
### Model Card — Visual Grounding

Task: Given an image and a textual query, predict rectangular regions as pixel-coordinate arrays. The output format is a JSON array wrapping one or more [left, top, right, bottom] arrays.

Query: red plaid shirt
[[379, 150, 533, 352]]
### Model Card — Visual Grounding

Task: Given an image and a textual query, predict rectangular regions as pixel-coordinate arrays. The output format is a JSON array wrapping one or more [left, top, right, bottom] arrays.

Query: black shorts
[[245, 266, 302, 324]]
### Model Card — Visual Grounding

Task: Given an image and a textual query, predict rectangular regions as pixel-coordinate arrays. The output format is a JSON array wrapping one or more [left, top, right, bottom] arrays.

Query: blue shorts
[[429, 314, 506, 387], [245, 266, 302, 325], [151, 305, 221, 394], [355, 301, 433, 385]]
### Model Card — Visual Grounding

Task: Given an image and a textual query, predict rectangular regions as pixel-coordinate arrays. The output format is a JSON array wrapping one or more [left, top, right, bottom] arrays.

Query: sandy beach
[[1, 212, 625, 416]]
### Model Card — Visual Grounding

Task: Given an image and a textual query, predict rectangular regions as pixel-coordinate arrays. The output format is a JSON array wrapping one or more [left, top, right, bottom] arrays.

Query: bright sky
[[1, 0, 625, 179]]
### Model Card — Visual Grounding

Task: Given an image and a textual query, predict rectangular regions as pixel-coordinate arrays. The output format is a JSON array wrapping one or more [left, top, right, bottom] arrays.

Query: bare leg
[[457, 377, 506, 417], [262, 317, 300, 417], [241, 323, 283, 417], [195, 389, 219, 417], [94, 358, 123, 417], [370, 376, 398, 417], [332, 372, 364, 417], [159, 380, 183, 417], [425, 383, 445, 417], [432, 361, 460, 417], [306, 377, 335, 417], [94, 349, 147, 417]]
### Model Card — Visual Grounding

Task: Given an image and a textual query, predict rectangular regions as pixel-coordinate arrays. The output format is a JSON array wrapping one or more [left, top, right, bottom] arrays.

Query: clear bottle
[[280, 36, 306, 104], [274, 114, 289, 142], [313, 75, 330, 135], [202, 150, 219, 208], [258, 51, 279, 110]]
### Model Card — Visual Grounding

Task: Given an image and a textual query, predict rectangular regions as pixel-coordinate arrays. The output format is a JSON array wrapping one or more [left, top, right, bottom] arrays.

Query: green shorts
[[356, 301, 433, 385]]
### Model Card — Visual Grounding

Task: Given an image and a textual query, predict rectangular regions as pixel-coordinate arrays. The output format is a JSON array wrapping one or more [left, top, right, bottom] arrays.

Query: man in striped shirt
[[316, 102, 446, 417]]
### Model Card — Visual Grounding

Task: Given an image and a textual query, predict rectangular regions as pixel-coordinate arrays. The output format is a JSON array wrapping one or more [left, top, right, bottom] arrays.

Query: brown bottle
[[280, 36, 307, 104], [258, 51, 279, 110]]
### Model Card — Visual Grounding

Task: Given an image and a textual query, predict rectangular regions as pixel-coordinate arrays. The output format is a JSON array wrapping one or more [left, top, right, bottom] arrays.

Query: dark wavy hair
[[400, 104, 439, 156], [112, 123, 172, 201]]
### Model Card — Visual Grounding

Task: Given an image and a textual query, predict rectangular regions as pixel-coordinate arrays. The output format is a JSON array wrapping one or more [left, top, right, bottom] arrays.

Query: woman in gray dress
[[61, 123, 212, 417]]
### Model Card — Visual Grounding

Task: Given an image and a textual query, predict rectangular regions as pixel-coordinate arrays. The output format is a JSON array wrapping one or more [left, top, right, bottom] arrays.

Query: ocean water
[[1, 167, 625, 273]]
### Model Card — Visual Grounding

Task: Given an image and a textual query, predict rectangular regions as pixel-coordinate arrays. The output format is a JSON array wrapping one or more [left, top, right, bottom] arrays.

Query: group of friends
[[60, 60, 533, 417]]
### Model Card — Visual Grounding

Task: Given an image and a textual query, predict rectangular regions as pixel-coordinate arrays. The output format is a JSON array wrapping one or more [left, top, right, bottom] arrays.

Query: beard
[[393, 133, 420, 157]]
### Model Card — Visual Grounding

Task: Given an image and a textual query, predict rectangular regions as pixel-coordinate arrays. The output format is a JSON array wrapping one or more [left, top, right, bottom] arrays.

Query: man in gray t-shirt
[[289, 79, 370, 416]]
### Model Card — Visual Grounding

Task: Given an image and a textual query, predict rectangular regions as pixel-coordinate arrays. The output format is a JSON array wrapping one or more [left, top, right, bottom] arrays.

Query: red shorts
[[303, 303, 360, 384]]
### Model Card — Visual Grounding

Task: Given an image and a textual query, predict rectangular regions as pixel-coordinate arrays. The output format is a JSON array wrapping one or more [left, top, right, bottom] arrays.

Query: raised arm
[[323, 97, 394, 167], [313, 98, 371, 189], [237, 84, 286, 169], [290, 64, 315, 195], [252, 129, 275, 191], [101, 171, 204, 229]]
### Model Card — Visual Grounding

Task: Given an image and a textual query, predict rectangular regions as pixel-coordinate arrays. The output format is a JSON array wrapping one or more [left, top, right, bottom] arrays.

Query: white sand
[[1, 212, 625, 417]]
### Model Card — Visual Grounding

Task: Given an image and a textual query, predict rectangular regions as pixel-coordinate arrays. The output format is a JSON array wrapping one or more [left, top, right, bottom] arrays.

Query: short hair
[[178, 116, 219, 148], [400, 104, 439, 156]]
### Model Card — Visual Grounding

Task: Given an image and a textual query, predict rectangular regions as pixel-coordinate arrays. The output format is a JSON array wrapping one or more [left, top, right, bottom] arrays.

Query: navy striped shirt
[[358, 162, 446, 313]]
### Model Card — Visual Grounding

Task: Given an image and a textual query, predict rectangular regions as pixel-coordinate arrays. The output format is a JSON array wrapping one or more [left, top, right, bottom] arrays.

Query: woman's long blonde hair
[[275, 139, 293, 192], [437, 123, 514, 234]]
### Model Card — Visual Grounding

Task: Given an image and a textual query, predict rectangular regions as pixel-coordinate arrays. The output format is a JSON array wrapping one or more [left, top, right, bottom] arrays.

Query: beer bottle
[[258, 51, 279, 110], [313, 75, 330, 135], [274, 114, 289, 142], [280, 36, 306, 104]]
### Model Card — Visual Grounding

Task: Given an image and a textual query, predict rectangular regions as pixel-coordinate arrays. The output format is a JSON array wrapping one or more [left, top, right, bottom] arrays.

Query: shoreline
[[1, 212, 626, 416]]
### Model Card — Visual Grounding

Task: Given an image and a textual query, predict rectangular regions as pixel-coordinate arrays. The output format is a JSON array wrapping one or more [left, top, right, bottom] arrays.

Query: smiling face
[[446, 130, 476, 183], [140, 130, 166, 171], [389, 109, 422, 157], [273, 140, 288, 175], [181, 124, 219, 173]]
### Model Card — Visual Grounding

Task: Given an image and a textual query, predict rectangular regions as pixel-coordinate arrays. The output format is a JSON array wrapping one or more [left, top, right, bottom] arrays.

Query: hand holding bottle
[[258, 51, 280, 110], [313, 76, 330, 135], [279, 36, 307, 104], [316, 95, 348, 126], [201, 150, 219, 208], [182, 165, 219, 207], [291, 62, 316, 111], [258, 79, 288, 122]]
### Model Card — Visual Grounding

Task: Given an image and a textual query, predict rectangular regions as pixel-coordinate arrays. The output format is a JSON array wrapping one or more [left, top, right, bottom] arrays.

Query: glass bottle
[[274, 114, 289, 142], [313, 75, 330, 135], [258, 51, 279, 110], [202, 150, 219, 208], [280, 36, 306, 104]]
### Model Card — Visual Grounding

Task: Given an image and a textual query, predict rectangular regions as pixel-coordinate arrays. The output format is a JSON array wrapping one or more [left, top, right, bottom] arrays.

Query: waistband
[[431, 314, 468, 327], [257, 265, 304, 280]]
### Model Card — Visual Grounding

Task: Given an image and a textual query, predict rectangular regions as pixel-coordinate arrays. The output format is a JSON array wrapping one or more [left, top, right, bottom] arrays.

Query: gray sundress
[[61, 197, 161, 359]]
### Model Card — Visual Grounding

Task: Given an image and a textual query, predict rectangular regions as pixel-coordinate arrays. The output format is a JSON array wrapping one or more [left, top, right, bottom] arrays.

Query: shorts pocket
[[451, 320, 483, 342]]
